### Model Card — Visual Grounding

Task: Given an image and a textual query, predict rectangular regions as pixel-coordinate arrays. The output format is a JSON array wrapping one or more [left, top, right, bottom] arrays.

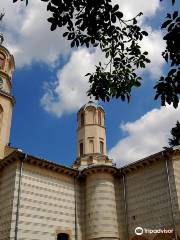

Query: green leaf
[[161, 19, 172, 29], [111, 14, 116, 23], [93, 43, 99, 47], [173, 11, 178, 20], [134, 81, 141, 87], [51, 23, 57, 31], [141, 31, 148, 36], [133, 18, 137, 25], [168, 68, 176, 76], [63, 32, 68, 37], [85, 42, 89, 48], [112, 4, 119, 13], [105, 52, 109, 58], [76, 39, 79, 47], [115, 11, 123, 19], [168, 23, 174, 31], [75, 19, 82, 26], [121, 95, 125, 101], [173, 97, 179, 108], [164, 53, 168, 62]]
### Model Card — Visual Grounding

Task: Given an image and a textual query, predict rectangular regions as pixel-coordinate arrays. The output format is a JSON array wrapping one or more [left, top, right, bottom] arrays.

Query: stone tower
[[0, 43, 15, 159], [74, 102, 119, 240], [73, 101, 112, 169]]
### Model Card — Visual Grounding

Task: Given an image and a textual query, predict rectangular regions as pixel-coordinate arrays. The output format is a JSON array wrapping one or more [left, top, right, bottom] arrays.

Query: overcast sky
[[1, 0, 180, 167]]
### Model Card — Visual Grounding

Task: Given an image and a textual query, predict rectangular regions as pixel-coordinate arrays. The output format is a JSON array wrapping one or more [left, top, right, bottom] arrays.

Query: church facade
[[0, 43, 180, 240]]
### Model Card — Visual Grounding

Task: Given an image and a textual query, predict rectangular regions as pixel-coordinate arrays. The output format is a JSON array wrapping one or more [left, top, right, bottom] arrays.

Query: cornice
[[1, 146, 179, 178], [77, 124, 106, 131], [0, 90, 15, 105], [0, 70, 12, 88], [81, 164, 118, 176], [120, 147, 180, 174], [0, 45, 15, 69], [0, 151, 77, 177]]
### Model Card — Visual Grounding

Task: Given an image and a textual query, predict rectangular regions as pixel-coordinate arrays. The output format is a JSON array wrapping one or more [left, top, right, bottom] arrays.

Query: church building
[[1, 37, 180, 240]]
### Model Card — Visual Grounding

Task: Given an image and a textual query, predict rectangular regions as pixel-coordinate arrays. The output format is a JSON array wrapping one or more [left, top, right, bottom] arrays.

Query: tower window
[[88, 109, 94, 124], [100, 141, 104, 154], [80, 142, 83, 156], [57, 233, 69, 240], [89, 139, 94, 153], [98, 111, 102, 125], [81, 113, 84, 126], [0, 53, 5, 70]]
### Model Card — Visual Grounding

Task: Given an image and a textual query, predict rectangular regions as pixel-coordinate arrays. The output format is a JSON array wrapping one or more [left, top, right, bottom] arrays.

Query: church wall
[[1, 77, 10, 93], [85, 172, 119, 240], [0, 44, 14, 160], [0, 96, 13, 159], [123, 159, 175, 239], [76, 178, 86, 240], [171, 154, 180, 234], [114, 176, 127, 239], [84, 125, 106, 155], [0, 162, 17, 240], [13, 162, 84, 240]]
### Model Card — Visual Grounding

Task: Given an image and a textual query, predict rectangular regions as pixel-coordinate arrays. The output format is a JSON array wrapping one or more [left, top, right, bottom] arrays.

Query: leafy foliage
[[13, 0, 28, 5], [13, 0, 179, 107], [168, 121, 180, 147], [13, 0, 150, 102], [154, 1, 180, 108]]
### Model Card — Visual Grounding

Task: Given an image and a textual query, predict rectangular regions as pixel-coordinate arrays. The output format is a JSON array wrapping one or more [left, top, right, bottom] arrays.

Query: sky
[[1, 0, 180, 167]]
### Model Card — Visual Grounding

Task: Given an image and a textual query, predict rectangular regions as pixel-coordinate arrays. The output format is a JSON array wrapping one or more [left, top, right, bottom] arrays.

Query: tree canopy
[[13, 0, 180, 107], [155, 0, 180, 108], [168, 121, 180, 147]]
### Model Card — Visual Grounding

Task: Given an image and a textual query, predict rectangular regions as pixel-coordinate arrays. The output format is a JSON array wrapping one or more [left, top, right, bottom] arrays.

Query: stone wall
[[172, 153, 180, 236], [13, 162, 82, 240], [85, 172, 119, 240], [122, 159, 176, 239], [0, 162, 17, 240]]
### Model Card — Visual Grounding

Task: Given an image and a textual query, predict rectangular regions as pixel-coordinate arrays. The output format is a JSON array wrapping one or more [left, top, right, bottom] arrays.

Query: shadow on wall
[[131, 236, 148, 240], [153, 233, 176, 240], [131, 233, 177, 240]]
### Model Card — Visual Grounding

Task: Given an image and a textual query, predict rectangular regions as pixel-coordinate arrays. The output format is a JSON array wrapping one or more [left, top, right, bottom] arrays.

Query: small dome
[[79, 101, 104, 112]]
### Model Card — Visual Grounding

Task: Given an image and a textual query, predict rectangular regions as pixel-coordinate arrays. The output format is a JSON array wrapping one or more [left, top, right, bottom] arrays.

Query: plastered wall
[[0, 162, 17, 240]]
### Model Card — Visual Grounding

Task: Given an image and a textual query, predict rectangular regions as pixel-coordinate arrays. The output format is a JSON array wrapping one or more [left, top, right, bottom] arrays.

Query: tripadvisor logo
[[135, 226, 174, 235], [135, 227, 143, 235]]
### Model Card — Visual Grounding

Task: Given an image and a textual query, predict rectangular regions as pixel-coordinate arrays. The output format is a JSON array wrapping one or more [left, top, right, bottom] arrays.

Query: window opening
[[100, 141, 104, 154], [57, 233, 69, 240], [80, 142, 83, 156]]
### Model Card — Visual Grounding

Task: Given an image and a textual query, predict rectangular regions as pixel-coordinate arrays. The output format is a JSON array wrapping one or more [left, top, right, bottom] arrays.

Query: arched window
[[100, 141, 104, 154], [81, 113, 84, 126], [89, 139, 94, 153], [57, 233, 69, 240], [80, 142, 83, 156], [0, 105, 3, 134], [0, 52, 5, 70], [88, 109, 94, 124], [98, 110, 101, 125]]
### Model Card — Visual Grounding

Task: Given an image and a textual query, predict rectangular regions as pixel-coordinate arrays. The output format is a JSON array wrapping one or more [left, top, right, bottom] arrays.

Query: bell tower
[[0, 15, 15, 159], [73, 101, 112, 169]]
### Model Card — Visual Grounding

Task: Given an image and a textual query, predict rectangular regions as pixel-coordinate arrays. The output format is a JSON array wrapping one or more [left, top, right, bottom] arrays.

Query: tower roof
[[79, 101, 104, 112]]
